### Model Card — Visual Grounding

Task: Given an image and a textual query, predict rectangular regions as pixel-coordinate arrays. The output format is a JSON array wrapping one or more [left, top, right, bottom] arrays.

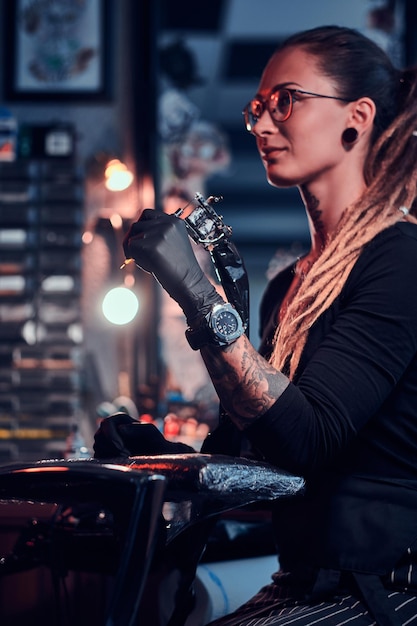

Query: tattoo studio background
[[0, 0, 410, 457]]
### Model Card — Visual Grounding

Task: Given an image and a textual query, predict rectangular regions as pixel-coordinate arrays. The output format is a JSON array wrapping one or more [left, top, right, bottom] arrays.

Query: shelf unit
[[0, 158, 85, 462]]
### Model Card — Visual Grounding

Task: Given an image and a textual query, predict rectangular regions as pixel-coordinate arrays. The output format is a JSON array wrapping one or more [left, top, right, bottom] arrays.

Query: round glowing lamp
[[102, 287, 139, 325]]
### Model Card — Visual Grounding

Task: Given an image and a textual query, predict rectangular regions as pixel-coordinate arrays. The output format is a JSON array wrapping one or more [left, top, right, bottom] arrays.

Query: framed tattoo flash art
[[3, 0, 111, 102]]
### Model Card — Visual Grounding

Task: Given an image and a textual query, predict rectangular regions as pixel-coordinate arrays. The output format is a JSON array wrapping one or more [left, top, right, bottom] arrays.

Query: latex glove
[[123, 209, 223, 327], [93, 412, 195, 459]]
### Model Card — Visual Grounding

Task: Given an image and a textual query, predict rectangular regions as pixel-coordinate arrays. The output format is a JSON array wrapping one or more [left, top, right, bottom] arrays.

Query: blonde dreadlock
[[269, 32, 417, 379]]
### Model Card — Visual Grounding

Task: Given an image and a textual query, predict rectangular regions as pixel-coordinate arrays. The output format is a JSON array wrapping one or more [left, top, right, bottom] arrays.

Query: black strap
[[353, 572, 403, 626], [210, 240, 250, 332], [309, 568, 342, 598]]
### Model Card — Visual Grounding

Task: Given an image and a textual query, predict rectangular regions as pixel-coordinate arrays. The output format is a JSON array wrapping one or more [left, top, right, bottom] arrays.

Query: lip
[[261, 147, 287, 161]]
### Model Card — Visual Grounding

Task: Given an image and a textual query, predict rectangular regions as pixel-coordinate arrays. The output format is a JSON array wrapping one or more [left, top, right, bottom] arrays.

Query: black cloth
[[93, 412, 195, 459], [220, 223, 417, 624]]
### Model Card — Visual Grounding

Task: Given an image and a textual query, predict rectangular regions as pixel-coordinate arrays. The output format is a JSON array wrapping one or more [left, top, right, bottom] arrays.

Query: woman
[[121, 26, 417, 624]]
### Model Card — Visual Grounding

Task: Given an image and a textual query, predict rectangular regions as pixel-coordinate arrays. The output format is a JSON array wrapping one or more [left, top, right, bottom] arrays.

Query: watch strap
[[185, 324, 212, 350]]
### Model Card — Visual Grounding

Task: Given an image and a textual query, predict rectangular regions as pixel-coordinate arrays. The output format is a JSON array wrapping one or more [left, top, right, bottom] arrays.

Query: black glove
[[123, 209, 223, 327], [93, 412, 195, 459]]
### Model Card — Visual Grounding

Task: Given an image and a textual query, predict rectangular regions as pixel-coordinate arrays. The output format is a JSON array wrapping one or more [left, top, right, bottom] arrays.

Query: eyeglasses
[[242, 87, 352, 132]]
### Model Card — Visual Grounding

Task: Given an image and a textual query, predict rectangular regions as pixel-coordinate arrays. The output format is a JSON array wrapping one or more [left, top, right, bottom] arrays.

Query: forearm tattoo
[[201, 335, 289, 430]]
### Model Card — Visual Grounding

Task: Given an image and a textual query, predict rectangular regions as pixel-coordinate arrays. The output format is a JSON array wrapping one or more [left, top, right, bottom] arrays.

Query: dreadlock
[[269, 26, 417, 378]]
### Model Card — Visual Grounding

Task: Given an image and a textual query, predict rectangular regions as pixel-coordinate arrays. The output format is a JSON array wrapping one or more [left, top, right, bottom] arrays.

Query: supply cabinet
[[0, 158, 85, 461]]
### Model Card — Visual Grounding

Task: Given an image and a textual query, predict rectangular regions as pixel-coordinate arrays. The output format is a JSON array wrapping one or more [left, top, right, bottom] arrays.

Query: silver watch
[[185, 303, 245, 350]]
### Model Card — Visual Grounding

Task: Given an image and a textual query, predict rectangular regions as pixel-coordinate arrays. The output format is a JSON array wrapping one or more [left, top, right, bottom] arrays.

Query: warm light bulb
[[110, 212, 123, 229], [82, 230, 94, 244], [104, 159, 134, 191]]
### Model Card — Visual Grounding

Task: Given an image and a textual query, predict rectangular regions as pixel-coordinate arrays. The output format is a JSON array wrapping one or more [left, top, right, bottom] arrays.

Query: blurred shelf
[[0, 158, 85, 462]]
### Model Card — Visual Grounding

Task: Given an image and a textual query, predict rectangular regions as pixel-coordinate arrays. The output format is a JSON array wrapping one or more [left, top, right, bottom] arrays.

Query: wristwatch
[[185, 302, 245, 350]]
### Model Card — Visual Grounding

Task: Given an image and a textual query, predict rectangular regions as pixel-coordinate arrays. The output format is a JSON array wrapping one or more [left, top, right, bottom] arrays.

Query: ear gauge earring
[[342, 127, 358, 149]]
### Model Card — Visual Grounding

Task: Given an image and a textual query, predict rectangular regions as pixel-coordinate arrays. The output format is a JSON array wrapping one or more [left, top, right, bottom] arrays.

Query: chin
[[266, 173, 298, 189], [264, 164, 300, 188]]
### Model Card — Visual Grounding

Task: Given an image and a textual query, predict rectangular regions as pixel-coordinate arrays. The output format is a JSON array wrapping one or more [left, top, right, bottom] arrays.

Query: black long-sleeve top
[[249, 222, 417, 479], [244, 222, 417, 576]]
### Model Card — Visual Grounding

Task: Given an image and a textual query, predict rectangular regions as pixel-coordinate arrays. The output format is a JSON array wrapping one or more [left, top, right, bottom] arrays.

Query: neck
[[300, 186, 328, 253], [299, 172, 367, 253]]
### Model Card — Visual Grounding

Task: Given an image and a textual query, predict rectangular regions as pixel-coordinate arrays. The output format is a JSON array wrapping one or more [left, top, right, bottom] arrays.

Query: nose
[[252, 108, 279, 137]]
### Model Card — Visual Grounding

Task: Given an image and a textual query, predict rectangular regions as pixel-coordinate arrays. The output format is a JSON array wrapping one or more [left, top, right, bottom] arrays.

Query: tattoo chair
[[0, 454, 304, 626]]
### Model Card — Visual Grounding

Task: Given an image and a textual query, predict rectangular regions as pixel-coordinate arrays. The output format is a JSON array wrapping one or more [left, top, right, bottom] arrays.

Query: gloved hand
[[93, 412, 195, 459], [123, 209, 223, 327]]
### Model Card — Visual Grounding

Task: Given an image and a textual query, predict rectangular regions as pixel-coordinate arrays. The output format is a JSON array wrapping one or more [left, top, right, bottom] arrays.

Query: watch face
[[210, 304, 244, 344], [213, 309, 239, 339]]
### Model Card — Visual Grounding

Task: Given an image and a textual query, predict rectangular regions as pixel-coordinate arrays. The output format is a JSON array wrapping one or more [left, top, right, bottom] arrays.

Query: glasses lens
[[243, 98, 264, 132], [243, 89, 293, 131], [251, 99, 264, 120], [270, 89, 291, 122]]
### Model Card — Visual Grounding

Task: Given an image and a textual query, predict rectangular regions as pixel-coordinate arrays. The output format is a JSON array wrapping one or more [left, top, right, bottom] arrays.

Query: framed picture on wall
[[3, 0, 111, 102]]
